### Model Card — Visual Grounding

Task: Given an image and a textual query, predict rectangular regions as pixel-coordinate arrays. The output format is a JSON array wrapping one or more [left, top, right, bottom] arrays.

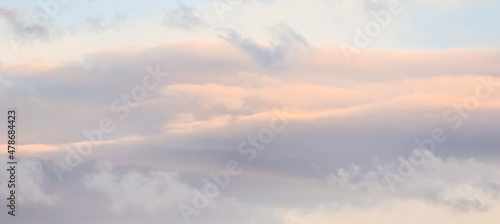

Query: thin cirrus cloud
[[217, 24, 310, 69], [161, 1, 206, 31]]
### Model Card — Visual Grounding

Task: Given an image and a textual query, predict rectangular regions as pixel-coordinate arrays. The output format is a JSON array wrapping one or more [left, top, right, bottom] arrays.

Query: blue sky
[[1, 0, 499, 63]]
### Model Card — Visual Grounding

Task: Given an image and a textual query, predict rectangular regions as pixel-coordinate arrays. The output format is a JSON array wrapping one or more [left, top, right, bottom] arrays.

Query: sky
[[0, 0, 499, 223]]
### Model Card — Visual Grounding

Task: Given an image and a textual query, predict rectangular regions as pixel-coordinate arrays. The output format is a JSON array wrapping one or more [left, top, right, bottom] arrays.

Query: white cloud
[[326, 149, 500, 212], [83, 160, 194, 212], [0, 157, 58, 205]]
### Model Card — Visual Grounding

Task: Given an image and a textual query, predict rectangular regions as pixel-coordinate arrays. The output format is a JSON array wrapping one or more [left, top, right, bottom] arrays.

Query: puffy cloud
[[0, 157, 58, 205], [325, 149, 500, 212], [83, 160, 194, 212]]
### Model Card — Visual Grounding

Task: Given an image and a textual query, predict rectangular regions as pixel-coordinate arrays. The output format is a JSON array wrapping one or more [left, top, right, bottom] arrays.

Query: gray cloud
[[162, 2, 206, 31], [0, 7, 53, 41], [0, 157, 58, 206], [83, 160, 193, 212], [326, 149, 500, 212], [217, 24, 310, 69]]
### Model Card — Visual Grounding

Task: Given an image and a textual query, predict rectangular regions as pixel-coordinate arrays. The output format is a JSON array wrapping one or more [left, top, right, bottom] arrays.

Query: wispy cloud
[[217, 24, 309, 69], [161, 2, 206, 31]]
